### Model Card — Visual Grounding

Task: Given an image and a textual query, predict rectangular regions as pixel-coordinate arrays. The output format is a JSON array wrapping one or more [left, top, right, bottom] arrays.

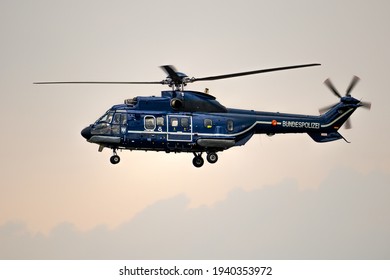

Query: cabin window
[[144, 116, 156, 130], [204, 119, 213, 128], [227, 120, 234, 132], [157, 117, 164, 126], [181, 117, 189, 128], [171, 118, 179, 127]]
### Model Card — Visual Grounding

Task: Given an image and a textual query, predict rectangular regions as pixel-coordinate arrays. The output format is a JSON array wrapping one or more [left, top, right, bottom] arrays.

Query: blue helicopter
[[35, 64, 371, 167]]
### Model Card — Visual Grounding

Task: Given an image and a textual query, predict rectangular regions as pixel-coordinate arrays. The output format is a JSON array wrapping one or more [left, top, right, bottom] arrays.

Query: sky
[[0, 0, 389, 259]]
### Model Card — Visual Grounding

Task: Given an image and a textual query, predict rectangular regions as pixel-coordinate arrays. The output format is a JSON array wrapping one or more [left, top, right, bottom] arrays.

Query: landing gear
[[110, 155, 120, 164], [192, 153, 204, 168], [110, 149, 120, 164], [206, 152, 218, 164], [192, 152, 218, 167]]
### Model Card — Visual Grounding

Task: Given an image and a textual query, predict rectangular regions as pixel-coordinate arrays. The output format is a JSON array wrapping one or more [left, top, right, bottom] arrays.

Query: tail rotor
[[319, 76, 371, 129]]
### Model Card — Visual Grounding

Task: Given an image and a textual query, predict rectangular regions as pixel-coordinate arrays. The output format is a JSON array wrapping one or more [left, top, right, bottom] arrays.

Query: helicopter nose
[[81, 125, 92, 140]]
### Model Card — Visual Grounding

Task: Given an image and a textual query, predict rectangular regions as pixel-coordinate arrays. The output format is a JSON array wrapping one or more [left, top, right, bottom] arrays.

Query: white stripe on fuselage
[[126, 110, 352, 139], [320, 108, 354, 128], [127, 121, 276, 138]]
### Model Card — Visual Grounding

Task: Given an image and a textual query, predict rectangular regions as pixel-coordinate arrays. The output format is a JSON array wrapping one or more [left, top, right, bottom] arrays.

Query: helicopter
[[35, 63, 371, 167]]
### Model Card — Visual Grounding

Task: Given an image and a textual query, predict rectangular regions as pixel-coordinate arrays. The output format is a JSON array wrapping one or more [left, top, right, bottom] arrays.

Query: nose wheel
[[110, 149, 120, 164]]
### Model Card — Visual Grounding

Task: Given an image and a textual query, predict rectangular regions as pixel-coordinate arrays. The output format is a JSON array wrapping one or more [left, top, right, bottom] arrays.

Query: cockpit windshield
[[96, 111, 114, 124], [92, 110, 128, 136]]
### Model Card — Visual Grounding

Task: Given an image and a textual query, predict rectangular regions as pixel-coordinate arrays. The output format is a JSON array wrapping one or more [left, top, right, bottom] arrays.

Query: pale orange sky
[[0, 0, 389, 259]]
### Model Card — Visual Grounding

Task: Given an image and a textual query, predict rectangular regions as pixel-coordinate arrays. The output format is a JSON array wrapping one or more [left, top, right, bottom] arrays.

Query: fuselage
[[80, 89, 361, 166]]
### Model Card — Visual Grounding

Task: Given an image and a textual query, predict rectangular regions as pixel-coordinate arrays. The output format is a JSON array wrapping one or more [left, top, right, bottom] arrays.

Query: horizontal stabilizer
[[308, 132, 343, 143]]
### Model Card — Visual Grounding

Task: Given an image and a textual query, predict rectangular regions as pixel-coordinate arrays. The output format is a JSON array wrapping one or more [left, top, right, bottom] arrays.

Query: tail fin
[[320, 105, 356, 131], [308, 104, 356, 143]]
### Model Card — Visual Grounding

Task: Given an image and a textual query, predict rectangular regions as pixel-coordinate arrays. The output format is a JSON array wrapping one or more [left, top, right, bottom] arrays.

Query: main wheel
[[206, 152, 218, 164], [192, 156, 204, 168], [110, 155, 120, 164]]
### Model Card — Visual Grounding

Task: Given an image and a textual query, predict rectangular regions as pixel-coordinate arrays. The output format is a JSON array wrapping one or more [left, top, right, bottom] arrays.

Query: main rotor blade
[[160, 65, 180, 82], [192, 63, 321, 82], [34, 81, 163, 85], [319, 103, 338, 114], [324, 78, 342, 98], [344, 118, 352, 129], [345, 75, 360, 96], [360, 101, 372, 110]]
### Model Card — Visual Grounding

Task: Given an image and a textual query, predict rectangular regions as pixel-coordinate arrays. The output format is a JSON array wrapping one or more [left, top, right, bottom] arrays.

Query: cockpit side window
[[111, 112, 128, 135], [113, 113, 121, 124], [121, 114, 127, 125], [112, 112, 127, 125]]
